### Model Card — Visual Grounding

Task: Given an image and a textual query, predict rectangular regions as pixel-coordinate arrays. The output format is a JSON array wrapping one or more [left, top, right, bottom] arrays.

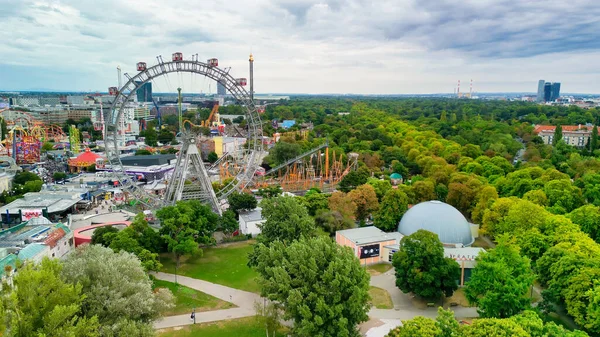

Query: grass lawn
[[160, 241, 260, 293], [152, 279, 234, 316], [367, 263, 393, 275], [369, 286, 393, 309], [157, 317, 287, 337]]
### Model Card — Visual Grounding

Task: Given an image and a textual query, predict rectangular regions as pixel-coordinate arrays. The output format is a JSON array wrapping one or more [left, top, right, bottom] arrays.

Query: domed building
[[335, 200, 483, 286], [398, 200, 474, 247]]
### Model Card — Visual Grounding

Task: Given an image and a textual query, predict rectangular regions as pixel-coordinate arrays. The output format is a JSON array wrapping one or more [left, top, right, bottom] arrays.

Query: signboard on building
[[359, 244, 380, 259], [22, 209, 43, 221]]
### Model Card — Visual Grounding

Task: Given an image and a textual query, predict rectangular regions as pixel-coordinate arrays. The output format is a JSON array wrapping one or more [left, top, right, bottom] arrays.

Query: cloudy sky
[[1, 0, 599, 94]]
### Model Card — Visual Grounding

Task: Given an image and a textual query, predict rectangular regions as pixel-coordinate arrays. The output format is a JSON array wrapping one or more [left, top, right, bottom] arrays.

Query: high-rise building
[[135, 82, 153, 102], [544, 83, 552, 102], [217, 81, 226, 96], [537, 80, 545, 102], [551, 82, 561, 101]]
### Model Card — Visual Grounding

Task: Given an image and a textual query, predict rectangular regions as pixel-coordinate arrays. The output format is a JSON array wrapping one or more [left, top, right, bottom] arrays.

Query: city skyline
[[1, 0, 600, 94]]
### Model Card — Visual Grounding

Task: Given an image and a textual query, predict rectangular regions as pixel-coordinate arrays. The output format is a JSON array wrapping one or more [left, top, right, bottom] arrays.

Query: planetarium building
[[336, 200, 483, 285], [397, 200, 475, 247]]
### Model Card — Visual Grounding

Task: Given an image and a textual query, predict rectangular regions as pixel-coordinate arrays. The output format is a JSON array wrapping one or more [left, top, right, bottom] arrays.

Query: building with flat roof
[[238, 208, 264, 236], [534, 124, 593, 147], [0, 191, 84, 224]]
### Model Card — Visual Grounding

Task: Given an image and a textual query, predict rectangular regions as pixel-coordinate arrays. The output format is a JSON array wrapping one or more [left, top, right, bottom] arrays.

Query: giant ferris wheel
[[105, 52, 263, 212]]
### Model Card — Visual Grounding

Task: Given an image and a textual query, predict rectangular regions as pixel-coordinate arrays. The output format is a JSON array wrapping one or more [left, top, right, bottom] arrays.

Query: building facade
[[135, 82, 153, 102], [551, 82, 561, 101], [544, 83, 552, 102], [217, 81, 226, 96], [537, 80, 545, 102], [534, 124, 593, 147], [238, 208, 264, 236]]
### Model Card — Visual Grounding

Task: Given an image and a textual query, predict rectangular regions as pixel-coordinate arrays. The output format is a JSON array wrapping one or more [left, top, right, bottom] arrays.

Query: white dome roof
[[398, 201, 473, 246]]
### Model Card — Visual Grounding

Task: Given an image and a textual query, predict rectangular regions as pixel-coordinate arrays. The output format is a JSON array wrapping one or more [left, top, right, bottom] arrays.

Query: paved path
[[369, 270, 478, 319], [153, 272, 261, 329]]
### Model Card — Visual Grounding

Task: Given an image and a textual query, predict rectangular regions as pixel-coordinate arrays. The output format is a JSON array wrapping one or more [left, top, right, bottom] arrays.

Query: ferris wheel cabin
[[207, 58, 219, 67], [172, 52, 183, 61], [235, 78, 247, 86], [108, 87, 118, 95], [137, 62, 147, 71]]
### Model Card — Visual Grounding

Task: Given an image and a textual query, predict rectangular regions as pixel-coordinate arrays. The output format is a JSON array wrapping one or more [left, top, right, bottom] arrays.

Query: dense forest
[[261, 97, 600, 335]]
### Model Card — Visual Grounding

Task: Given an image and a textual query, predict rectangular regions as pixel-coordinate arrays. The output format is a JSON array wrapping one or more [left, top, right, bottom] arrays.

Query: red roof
[[73, 148, 103, 164], [44, 228, 66, 248], [534, 125, 593, 134]]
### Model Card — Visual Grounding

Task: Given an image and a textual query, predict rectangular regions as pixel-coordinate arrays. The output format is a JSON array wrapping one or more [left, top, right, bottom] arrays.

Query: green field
[[152, 279, 234, 316], [369, 286, 393, 309], [158, 317, 286, 337], [160, 241, 260, 293]]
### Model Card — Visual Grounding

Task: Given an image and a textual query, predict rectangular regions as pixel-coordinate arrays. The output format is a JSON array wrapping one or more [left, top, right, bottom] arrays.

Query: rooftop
[[17, 243, 48, 261], [337, 226, 401, 245], [239, 208, 264, 223], [0, 191, 82, 214]]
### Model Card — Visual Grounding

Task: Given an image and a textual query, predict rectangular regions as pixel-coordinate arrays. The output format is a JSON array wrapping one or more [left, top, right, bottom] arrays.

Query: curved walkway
[[153, 272, 261, 329]]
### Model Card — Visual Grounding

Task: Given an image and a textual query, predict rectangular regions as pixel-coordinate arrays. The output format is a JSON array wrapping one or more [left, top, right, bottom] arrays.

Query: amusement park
[[0, 51, 359, 221]]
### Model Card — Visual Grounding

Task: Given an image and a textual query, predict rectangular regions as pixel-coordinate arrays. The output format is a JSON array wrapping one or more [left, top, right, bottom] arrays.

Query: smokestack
[[470, 79, 473, 97], [457, 80, 461, 98]]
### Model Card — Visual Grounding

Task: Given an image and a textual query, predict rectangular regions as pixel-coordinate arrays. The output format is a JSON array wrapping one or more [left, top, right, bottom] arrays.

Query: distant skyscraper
[[551, 82, 561, 101], [217, 81, 226, 96], [544, 82, 552, 102], [135, 81, 153, 102], [537, 80, 545, 102]]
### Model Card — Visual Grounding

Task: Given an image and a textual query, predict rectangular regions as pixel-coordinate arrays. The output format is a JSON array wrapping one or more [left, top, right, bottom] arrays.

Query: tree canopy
[[392, 230, 460, 300], [253, 236, 371, 337]]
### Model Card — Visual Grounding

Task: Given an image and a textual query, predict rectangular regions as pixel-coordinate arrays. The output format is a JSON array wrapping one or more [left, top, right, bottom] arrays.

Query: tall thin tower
[[469, 79, 473, 98], [177, 88, 183, 134], [117, 66, 122, 89], [457, 80, 461, 98], [249, 53, 254, 102]]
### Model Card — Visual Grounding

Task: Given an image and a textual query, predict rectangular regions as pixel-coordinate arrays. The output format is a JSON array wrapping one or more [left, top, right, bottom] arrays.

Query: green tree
[[158, 129, 175, 144], [367, 177, 392, 201], [256, 185, 283, 198], [568, 205, 600, 243], [53, 171, 67, 181], [392, 230, 460, 300], [1, 258, 100, 337], [314, 209, 354, 235], [248, 196, 315, 266], [13, 171, 41, 185], [374, 189, 409, 231], [301, 191, 329, 216], [135, 149, 152, 155], [140, 128, 158, 147], [553, 125, 562, 146], [266, 141, 302, 166], [41, 142, 54, 152], [62, 245, 173, 336], [386, 316, 440, 337], [219, 210, 239, 237], [227, 192, 258, 215], [207, 151, 218, 163], [347, 184, 379, 222], [90, 225, 119, 247], [253, 236, 370, 337], [338, 168, 370, 193], [156, 200, 218, 267], [465, 237, 535, 318], [591, 126, 598, 151]]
